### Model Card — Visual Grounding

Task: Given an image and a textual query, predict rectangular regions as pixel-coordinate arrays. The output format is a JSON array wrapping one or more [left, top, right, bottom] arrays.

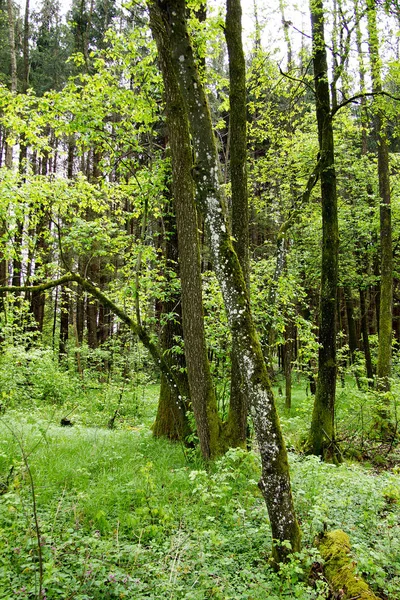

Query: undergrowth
[[0, 348, 399, 599], [0, 413, 399, 599]]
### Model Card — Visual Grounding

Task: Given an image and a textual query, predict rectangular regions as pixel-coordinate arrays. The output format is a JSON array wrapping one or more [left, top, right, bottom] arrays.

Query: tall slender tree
[[366, 0, 393, 395], [224, 0, 249, 448], [307, 0, 340, 461]]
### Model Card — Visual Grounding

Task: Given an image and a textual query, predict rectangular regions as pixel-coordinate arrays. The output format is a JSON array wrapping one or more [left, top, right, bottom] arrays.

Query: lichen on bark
[[147, 0, 301, 561]]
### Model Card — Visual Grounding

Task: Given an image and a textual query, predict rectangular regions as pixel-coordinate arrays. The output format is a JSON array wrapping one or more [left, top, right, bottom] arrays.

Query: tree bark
[[148, 0, 300, 561], [224, 0, 249, 448], [359, 287, 374, 385], [153, 206, 191, 442], [308, 0, 340, 461], [59, 285, 69, 360], [366, 0, 393, 394], [148, 3, 220, 460], [6, 0, 18, 168]]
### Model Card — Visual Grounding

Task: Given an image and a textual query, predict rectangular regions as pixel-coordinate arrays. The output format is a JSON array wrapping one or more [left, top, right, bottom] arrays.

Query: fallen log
[[318, 530, 380, 599]]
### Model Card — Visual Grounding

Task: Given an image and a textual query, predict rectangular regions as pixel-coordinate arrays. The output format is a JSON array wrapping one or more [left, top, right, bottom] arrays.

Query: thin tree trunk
[[366, 0, 393, 394], [359, 287, 374, 386], [308, 0, 340, 461], [5, 0, 18, 168], [59, 285, 69, 360], [284, 320, 293, 410], [224, 0, 249, 448], [344, 287, 358, 365]]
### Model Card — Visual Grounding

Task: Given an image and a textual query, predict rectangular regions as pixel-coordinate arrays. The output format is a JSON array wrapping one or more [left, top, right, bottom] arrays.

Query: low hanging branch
[[0, 272, 189, 407]]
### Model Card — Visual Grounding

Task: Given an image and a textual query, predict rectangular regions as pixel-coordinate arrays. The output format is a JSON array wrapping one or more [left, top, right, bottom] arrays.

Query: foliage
[[0, 399, 399, 599]]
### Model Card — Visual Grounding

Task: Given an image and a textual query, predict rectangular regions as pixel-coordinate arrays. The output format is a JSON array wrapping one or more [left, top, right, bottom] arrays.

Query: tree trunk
[[153, 206, 191, 441], [59, 285, 69, 360], [284, 320, 293, 410], [308, 0, 340, 461], [30, 212, 50, 331], [366, 0, 393, 394], [148, 0, 301, 561], [224, 0, 249, 448], [149, 4, 220, 460], [5, 0, 18, 168], [344, 287, 358, 365], [359, 287, 374, 386]]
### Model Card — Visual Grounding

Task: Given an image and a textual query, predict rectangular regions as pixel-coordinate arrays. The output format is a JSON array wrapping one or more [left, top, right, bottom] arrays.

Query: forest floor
[[1, 371, 400, 599]]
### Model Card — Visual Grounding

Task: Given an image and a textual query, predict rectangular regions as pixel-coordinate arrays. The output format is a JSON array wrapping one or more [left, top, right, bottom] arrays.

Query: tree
[[148, 0, 300, 561], [366, 0, 393, 396], [307, 0, 340, 461], [224, 0, 249, 447]]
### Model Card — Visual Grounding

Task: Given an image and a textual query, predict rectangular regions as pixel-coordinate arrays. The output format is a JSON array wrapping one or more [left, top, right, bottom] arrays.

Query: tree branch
[[332, 90, 400, 117], [0, 272, 189, 403]]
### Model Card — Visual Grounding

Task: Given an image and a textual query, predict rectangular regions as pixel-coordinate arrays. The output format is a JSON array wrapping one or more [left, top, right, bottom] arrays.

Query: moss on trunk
[[308, 0, 340, 462], [318, 530, 379, 599], [148, 0, 301, 562], [153, 374, 190, 441]]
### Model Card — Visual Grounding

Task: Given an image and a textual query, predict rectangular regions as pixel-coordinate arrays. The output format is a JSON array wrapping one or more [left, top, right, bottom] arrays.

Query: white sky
[[14, 0, 311, 63]]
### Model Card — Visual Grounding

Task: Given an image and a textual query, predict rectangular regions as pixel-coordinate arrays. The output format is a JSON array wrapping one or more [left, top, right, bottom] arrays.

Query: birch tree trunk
[[148, 0, 300, 561]]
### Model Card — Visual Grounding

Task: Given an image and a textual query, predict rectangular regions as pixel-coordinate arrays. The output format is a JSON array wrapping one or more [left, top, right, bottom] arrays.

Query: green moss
[[318, 530, 379, 599]]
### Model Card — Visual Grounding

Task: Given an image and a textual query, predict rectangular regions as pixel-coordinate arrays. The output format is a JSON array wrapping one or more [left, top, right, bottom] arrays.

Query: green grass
[[1, 352, 400, 599], [1, 408, 400, 599]]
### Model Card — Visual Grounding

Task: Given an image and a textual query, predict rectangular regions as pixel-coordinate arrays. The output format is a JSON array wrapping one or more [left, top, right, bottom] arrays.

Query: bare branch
[[331, 90, 400, 117]]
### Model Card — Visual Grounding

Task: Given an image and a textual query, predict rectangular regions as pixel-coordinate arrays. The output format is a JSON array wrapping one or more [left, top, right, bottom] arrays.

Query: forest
[[0, 0, 399, 597]]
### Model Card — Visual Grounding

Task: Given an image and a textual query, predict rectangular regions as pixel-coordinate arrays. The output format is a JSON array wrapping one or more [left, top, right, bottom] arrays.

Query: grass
[[0, 354, 400, 599]]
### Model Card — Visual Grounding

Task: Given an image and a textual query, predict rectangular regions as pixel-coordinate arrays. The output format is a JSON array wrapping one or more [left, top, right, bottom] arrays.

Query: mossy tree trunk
[[224, 0, 249, 448], [366, 0, 393, 395], [359, 287, 374, 386], [148, 2, 220, 460], [148, 0, 301, 562], [308, 0, 340, 461], [153, 208, 191, 442], [0, 272, 190, 401]]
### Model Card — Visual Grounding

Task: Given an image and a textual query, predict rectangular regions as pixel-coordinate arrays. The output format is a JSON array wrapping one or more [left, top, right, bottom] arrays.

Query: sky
[[13, 0, 311, 63]]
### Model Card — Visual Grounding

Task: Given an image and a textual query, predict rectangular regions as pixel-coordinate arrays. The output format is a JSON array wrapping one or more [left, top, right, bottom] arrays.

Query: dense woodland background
[[0, 0, 400, 597]]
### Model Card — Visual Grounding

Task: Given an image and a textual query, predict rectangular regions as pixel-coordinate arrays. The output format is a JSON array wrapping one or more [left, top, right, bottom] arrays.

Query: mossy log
[[318, 530, 379, 599]]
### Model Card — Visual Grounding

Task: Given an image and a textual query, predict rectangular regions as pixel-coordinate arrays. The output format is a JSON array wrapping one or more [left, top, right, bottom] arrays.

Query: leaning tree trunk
[[308, 0, 340, 462], [148, 0, 301, 562], [366, 0, 393, 395], [224, 0, 249, 448]]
